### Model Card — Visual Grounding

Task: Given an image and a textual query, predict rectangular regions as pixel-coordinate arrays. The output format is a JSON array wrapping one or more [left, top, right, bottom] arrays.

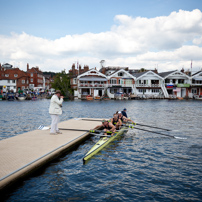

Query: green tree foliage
[[139, 68, 146, 72], [51, 70, 74, 99]]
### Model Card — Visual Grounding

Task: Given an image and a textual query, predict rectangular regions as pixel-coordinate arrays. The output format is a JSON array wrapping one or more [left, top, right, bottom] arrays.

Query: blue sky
[[0, 0, 202, 72]]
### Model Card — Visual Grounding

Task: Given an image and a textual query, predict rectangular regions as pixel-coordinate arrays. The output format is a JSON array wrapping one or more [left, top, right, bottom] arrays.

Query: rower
[[121, 108, 127, 118], [117, 111, 135, 125], [95, 120, 116, 136], [111, 113, 122, 129]]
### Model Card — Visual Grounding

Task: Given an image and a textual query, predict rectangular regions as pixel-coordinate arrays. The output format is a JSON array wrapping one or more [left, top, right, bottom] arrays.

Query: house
[[26, 63, 44, 89], [190, 70, 202, 97], [0, 65, 29, 92], [130, 70, 167, 98], [77, 68, 107, 99], [159, 70, 191, 98], [106, 68, 136, 99], [44, 75, 51, 90], [69, 64, 90, 97]]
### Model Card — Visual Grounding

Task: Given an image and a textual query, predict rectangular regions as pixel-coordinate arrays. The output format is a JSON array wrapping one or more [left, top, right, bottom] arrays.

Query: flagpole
[[191, 60, 193, 97]]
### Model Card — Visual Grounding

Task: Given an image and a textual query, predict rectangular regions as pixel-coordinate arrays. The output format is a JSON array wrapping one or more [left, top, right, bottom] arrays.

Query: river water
[[1, 99, 202, 201]]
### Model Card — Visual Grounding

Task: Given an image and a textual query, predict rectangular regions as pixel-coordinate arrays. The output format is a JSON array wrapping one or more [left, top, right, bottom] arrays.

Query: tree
[[51, 70, 74, 99], [139, 68, 146, 72]]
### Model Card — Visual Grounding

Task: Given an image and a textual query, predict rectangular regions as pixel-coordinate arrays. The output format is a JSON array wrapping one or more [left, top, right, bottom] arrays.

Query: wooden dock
[[0, 118, 102, 191]]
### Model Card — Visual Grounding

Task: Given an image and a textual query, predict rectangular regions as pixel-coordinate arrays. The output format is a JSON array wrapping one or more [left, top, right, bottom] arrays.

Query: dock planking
[[0, 118, 102, 191]]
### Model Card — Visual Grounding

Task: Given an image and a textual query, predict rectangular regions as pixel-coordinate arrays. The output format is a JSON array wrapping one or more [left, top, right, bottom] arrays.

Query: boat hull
[[83, 126, 128, 162], [18, 96, 26, 101], [86, 97, 93, 100]]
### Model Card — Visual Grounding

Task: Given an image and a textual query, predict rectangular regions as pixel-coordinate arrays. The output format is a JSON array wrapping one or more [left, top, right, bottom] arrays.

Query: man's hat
[[123, 108, 127, 110], [55, 90, 61, 94], [118, 111, 122, 114]]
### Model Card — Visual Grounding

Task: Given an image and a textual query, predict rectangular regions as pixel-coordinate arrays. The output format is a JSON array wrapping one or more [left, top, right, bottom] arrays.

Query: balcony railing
[[78, 83, 135, 88], [79, 84, 105, 88], [136, 84, 160, 87]]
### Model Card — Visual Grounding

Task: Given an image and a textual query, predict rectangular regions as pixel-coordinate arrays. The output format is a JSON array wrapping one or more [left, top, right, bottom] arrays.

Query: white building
[[0, 79, 17, 92]]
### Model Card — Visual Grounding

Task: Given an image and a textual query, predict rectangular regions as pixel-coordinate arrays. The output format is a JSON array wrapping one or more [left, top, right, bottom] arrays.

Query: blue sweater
[[122, 111, 127, 118]]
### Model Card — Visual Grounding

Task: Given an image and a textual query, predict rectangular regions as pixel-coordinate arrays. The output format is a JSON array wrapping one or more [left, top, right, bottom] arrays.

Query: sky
[[0, 0, 202, 73]]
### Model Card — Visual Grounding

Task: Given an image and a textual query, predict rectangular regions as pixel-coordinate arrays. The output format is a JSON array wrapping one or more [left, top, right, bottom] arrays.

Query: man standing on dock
[[49, 90, 64, 135]]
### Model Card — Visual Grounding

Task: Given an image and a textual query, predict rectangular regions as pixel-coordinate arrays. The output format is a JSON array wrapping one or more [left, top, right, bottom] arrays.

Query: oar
[[131, 123, 171, 131], [59, 128, 120, 134], [80, 119, 171, 132], [128, 126, 187, 139], [90, 133, 111, 137], [59, 128, 101, 133]]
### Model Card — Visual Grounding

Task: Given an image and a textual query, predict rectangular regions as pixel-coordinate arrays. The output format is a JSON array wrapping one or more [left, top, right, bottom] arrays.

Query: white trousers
[[50, 114, 60, 133]]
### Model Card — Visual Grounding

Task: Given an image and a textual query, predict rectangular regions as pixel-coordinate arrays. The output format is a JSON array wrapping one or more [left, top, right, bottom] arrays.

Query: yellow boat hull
[[83, 127, 128, 162]]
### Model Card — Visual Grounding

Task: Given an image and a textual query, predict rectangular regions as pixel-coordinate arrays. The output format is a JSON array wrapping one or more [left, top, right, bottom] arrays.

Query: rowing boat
[[83, 126, 128, 162]]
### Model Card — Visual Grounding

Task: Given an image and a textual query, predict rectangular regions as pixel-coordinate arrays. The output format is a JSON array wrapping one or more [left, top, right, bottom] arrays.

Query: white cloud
[[0, 9, 202, 73]]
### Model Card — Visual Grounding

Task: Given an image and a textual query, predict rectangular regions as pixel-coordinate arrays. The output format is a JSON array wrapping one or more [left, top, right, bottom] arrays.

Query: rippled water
[[1, 99, 202, 201]]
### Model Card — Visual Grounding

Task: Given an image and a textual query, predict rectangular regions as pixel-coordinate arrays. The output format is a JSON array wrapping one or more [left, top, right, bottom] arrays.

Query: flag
[[167, 84, 173, 88], [173, 87, 181, 92]]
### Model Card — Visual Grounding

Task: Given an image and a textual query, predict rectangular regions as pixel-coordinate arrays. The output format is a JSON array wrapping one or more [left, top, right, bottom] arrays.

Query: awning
[[193, 78, 202, 81], [79, 76, 107, 81], [122, 78, 133, 79], [109, 86, 132, 89]]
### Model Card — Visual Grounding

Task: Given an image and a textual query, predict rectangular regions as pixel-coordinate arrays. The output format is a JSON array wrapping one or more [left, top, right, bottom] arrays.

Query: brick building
[[69, 63, 90, 92], [0, 64, 30, 92], [26, 63, 44, 89]]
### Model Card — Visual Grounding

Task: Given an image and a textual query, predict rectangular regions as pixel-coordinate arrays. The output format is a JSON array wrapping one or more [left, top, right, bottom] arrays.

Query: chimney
[[27, 63, 29, 71], [79, 65, 81, 75], [72, 63, 75, 74], [181, 68, 184, 73]]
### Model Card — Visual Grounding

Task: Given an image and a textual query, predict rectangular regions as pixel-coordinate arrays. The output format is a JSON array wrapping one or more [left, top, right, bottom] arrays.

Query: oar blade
[[174, 136, 187, 140]]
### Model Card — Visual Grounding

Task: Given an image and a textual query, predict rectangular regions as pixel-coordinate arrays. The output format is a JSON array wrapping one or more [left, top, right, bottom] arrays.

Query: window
[[22, 80, 25, 84], [14, 74, 18, 77], [5, 74, 9, 77], [31, 73, 33, 77], [192, 89, 197, 94], [152, 89, 160, 93], [178, 79, 184, 84], [110, 79, 117, 84], [7, 80, 10, 83], [138, 89, 146, 93], [73, 78, 77, 84], [12, 80, 15, 83], [31, 79, 33, 82], [125, 79, 132, 84], [118, 72, 123, 76], [165, 79, 170, 83]]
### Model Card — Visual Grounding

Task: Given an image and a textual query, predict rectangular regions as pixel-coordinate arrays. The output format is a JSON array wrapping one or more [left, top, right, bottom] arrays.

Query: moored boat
[[18, 94, 26, 101], [86, 95, 93, 100], [94, 96, 101, 100], [7, 92, 15, 101], [83, 126, 128, 162]]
